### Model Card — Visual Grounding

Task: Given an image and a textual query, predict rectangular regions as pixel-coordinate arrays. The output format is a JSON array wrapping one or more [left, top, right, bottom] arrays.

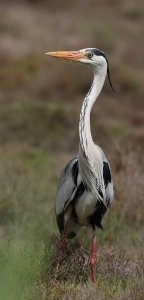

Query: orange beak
[[45, 50, 84, 61]]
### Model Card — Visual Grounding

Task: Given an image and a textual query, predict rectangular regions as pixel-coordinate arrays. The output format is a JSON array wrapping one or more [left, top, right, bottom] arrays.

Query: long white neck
[[79, 65, 107, 156], [78, 63, 108, 205]]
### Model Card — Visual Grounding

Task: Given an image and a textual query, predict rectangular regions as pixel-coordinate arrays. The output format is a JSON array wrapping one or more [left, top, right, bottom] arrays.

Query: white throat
[[79, 64, 107, 155]]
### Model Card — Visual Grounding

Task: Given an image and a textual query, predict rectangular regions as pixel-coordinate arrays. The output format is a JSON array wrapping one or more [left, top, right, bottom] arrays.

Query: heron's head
[[45, 48, 115, 91]]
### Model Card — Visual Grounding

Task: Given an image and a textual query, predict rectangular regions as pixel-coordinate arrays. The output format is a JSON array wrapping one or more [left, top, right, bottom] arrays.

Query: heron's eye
[[86, 52, 94, 59]]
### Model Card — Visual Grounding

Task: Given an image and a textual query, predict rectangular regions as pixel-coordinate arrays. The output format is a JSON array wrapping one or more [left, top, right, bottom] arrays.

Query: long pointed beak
[[45, 50, 84, 61]]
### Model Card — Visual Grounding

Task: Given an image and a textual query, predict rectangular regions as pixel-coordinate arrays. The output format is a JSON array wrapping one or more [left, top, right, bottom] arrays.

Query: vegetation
[[0, 0, 143, 299]]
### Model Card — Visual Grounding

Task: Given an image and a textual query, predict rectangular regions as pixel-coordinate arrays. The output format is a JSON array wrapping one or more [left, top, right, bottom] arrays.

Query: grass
[[0, 144, 143, 299], [0, 0, 143, 299], [0, 222, 143, 299]]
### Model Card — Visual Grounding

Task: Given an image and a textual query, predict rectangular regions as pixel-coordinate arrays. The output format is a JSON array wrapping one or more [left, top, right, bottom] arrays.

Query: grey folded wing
[[55, 156, 79, 232]]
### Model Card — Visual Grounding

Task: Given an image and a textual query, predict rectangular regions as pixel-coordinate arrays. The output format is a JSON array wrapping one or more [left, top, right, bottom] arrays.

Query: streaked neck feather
[[79, 65, 107, 205]]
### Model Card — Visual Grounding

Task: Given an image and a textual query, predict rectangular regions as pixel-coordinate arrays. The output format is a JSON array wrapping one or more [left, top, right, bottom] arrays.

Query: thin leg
[[89, 233, 96, 283], [55, 225, 67, 274], [82, 228, 87, 244], [60, 226, 67, 254]]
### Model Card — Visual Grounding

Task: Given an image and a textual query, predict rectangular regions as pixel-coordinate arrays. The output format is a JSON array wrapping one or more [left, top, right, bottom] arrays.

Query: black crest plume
[[92, 48, 116, 92], [105, 57, 116, 92]]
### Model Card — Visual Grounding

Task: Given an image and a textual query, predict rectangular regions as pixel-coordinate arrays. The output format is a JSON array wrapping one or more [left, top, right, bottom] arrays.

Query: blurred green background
[[0, 0, 143, 299]]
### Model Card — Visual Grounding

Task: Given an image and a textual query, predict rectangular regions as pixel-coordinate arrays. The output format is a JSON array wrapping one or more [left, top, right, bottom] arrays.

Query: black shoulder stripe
[[103, 161, 112, 186], [72, 160, 79, 186]]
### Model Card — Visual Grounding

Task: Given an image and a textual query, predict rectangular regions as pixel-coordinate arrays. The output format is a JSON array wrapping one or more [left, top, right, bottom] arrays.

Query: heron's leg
[[82, 228, 88, 244], [60, 225, 67, 254], [55, 224, 67, 276], [89, 232, 96, 283]]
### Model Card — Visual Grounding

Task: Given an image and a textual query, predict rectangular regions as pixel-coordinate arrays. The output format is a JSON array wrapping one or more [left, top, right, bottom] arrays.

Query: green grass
[[0, 145, 143, 300], [0, 229, 44, 300], [0, 145, 56, 299]]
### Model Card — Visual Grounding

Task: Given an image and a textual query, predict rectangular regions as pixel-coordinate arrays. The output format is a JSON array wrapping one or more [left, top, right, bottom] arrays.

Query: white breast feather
[[79, 144, 107, 207], [75, 191, 98, 225]]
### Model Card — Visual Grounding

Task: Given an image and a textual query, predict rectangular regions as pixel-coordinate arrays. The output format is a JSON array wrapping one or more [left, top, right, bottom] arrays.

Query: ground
[[0, 1, 143, 299]]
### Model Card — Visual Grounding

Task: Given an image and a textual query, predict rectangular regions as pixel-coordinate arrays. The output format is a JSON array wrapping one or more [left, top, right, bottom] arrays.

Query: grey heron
[[45, 48, 114, 283]]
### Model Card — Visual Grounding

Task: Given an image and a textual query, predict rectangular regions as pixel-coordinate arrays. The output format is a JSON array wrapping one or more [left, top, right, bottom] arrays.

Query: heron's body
[[56, 154, 113, 238], [46, 47, 115, 283]]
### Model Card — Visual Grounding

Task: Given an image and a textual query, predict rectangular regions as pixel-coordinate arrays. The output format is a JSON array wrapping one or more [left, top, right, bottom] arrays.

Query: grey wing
[[55, 156, 79, 233]]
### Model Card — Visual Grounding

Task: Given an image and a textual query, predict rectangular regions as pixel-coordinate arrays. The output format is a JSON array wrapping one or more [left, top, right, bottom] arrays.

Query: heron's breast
[[75, 191, 98, 225]]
